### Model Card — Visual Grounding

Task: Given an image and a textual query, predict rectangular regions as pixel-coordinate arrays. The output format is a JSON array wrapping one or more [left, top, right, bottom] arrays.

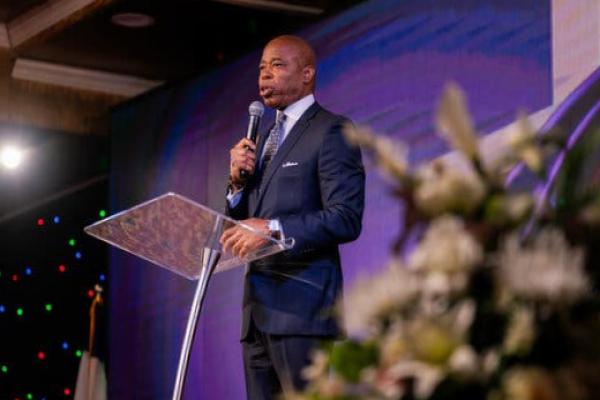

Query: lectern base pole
[[172, 247, 221, 400]]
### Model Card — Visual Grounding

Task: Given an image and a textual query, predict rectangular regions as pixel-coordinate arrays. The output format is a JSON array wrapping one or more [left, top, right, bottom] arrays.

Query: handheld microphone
[[240, 101, 264, 178]]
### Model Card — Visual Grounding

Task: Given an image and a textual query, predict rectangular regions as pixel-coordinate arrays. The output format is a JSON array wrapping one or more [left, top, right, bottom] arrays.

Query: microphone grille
[[249, 101, 264, 117]]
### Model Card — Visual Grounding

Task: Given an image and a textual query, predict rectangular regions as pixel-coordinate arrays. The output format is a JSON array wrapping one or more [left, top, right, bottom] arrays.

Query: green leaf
[[328, 340, 378, 383]]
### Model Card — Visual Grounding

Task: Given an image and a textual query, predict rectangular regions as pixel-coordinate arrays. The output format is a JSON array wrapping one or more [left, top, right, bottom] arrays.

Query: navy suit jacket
[[227, 102, 365, 339]]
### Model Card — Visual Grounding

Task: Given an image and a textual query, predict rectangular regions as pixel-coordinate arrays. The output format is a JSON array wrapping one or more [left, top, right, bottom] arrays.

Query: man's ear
[[302, 65, 316, 84]]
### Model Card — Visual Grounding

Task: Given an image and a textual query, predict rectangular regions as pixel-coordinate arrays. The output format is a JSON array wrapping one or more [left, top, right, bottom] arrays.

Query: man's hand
[[230, 138, 257, 188], [220, 218, 270, 259]]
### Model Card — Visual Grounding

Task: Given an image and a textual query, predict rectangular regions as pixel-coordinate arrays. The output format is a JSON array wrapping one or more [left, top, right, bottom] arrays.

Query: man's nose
[[260, 69, 272, 80]]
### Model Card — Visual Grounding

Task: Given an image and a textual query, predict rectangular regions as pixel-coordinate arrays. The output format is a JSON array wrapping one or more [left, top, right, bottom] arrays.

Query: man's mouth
[[260, 87, 275, 97]]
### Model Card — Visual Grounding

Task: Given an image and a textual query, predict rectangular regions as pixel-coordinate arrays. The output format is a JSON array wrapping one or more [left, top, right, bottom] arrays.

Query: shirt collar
[[282, 94, 315, 122]]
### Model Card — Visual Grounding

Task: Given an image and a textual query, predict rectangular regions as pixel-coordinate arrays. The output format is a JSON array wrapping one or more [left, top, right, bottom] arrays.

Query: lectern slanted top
[[84, 192, 292, 279]]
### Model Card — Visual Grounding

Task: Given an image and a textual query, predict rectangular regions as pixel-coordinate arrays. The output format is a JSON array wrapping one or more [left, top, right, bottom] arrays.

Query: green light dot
[[45, 303, 53, 312], [99, 209, 107, 218], [68, 238, 76, 247], [75, 350, 83, 358], [16, 308, 24, 316], [26, 394, 33, 400], [1, 365, 8, 374]]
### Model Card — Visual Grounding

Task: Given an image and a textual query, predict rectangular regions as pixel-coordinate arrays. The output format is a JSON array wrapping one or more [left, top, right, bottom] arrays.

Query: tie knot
[[276, 111, 286, 125]]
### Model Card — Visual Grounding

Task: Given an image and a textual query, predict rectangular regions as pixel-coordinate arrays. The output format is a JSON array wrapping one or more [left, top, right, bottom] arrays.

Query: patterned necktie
[[261, 111, 286, 170]]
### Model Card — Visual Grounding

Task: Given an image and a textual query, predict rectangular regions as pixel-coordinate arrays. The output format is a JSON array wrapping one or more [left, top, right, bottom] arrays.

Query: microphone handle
[[240, 115, 260, 179]]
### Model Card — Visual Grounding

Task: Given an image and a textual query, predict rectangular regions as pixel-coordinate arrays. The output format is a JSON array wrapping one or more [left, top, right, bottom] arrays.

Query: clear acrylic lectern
[[84, 192, 293, 400]]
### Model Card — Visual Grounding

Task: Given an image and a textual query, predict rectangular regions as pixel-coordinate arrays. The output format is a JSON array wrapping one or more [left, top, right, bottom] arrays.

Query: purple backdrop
[[108, 0, 551, 398]]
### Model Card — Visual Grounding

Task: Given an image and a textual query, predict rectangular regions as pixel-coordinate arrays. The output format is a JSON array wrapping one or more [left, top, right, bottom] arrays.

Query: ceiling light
[[0, 146, 24, 170], [111, 12, 155, 28]]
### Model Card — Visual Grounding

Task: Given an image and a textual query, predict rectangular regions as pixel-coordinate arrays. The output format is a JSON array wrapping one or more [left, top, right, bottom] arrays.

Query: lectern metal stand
[[172, 247, 220, 400], [84, 193, 293, 400]]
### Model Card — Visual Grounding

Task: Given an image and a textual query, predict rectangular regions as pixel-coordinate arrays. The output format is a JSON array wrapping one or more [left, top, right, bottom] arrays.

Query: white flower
[[410, 216, 484, 275], [502, 367, 560, 400], [507, 113, 543, 173], [362, 366, 406, 399], [482, 350, 500, 376], [414, 160, 486, 217], [448, 345, 479, 376], [386, 361, 444, 399], [496, 229, 590, 304], [313, 374, 346, 398], [343, 260, 421, 337], [343, 123, 409, 180], [302, 350, 329, 381], [485, 193, 535, 227], [436, 82, 480, 160], [503, 306, 535, 356]]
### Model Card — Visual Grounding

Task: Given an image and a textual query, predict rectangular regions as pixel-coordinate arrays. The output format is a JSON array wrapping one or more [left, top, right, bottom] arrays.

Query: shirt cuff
[[268, 219, 285, 240]]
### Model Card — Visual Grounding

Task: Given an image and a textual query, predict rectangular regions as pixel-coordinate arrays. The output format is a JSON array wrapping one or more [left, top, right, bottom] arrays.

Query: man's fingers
[[221, 228, 242, 253], [240, 138, 256, 151], [236, 148, 256, 162], [240, 161, 255, 173], [220, 228, 234, 244], [232, 238, 246, 258]]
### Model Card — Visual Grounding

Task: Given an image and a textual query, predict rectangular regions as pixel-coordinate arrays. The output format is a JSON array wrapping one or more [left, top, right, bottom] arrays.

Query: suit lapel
[[254, 102, 321, 213]]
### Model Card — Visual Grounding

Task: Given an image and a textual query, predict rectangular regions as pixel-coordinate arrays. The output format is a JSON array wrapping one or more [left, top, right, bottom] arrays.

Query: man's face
[[258, 40, 310, 109]]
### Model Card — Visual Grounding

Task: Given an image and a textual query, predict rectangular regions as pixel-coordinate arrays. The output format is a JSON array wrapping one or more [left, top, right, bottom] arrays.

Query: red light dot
[[11, 274, 19, 282], [58, 265, 66, 273], [64, 388, 71, 396], [37, 351, 46, 360], [37, 218, 44, 226], [87, 290, 95, 298]]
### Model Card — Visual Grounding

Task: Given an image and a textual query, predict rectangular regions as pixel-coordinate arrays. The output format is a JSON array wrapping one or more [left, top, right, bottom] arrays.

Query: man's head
[[258, 35, 317, 109]]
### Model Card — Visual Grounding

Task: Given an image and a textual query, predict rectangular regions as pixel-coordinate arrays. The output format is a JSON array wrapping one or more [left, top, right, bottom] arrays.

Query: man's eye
[[273, 63, 284, 67]]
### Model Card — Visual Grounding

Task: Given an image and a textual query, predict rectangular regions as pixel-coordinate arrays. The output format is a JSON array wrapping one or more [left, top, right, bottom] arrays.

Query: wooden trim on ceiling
[[0, 23, 10, 49], [210, 0, 324, 15], [7, 0, 114, 49], [12, 58, 164, 97]]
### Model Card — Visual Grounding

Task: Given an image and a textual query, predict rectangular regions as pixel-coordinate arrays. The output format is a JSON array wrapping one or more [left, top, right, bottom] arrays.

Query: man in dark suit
[[220, 35, 365, 399]]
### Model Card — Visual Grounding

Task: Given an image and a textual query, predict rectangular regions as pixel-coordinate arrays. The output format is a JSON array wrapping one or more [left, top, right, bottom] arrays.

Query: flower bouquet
[[291, 84, 600, 400]]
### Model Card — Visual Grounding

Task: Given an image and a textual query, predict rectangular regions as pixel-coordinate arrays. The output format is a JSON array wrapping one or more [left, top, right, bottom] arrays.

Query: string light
[[68, 239, 76, 247], [58, 265, 66, 273], [1, 365, 8, 374], [87, 290, 95, 298], [62, 342, 69, 350], [25, 267, 32, 276], [53, 216, 60, 224], [26, 394, 33, 400], [0, 305, 6, 313], [74, 251, 82, 260], [99, 274, 106, 282], [98, 209, 107, 218], [37, 351, 46, 360], [63, 388, 71, 396], [37, 218, 44, 226], [45, 304, 53, 312], [12, 274, 19, 282], [16, 307, 24, 317], [75, 350, 82, 358]]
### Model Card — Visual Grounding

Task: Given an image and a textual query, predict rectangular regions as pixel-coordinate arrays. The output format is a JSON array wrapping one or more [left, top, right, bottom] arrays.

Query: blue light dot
[[25, 267, 32, 276], [75, 251, 82, 260], [62, 341, 69, 350], [0, 305, 6, 313], [53, 216, 60, 224], [99, 274, 106, 282]]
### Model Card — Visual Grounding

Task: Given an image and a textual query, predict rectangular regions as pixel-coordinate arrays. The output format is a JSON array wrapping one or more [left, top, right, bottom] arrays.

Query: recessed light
[[111, 12, 155, 28]]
